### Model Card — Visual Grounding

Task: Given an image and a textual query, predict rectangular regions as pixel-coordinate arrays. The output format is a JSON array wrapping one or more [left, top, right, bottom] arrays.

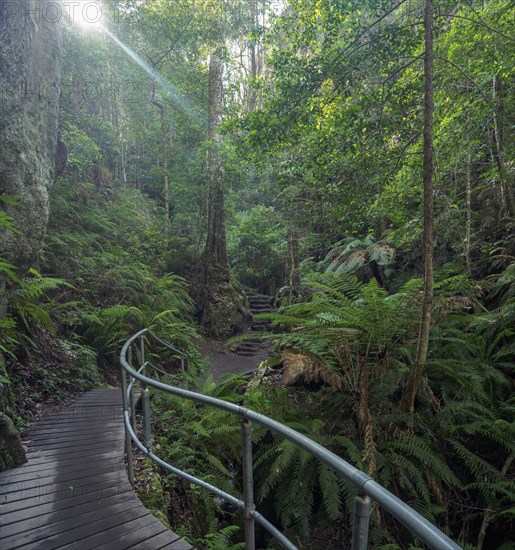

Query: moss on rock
[[0, 412, 27, 471], [202, 280, 251, 339], [136, 457, 170, 527]]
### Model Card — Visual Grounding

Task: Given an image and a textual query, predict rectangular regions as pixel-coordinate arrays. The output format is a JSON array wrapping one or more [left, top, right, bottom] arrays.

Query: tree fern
[[319, 235, 395, 277], [198, 525, 245, 550], [318, 463, 345, 521]]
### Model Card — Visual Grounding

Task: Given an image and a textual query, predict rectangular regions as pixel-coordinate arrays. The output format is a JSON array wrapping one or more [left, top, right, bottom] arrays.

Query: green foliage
[[11, 270, 72, 336], [265, 272, 417, 379], [245, 270, 515, 547], [227, 205, 287, 293], [320, 234, 395, 277], [2, 0, 513, 547], [150, 376, 246, 541], [62, 123, 102, 172], [43, 179, 200, 363], [197, 525, 245, 550]]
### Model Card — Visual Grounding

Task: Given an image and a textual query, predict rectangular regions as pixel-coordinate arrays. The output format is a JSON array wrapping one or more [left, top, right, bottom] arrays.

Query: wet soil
[[199, 338, 271, 381]]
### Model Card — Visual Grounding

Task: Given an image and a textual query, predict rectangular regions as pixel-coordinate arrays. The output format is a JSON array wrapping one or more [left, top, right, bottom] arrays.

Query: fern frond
[[319, 463, 344, 520]]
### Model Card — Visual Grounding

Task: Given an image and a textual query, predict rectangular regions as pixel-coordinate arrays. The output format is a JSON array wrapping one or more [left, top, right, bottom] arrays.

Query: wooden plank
[[0, 389, 194, 549], [165, 539, 195, 549], [0, 462, 124, 496], [89, 517, 169, 550], [24, 441, 121, 460], [27, 433, 124, 452], [12, 506, 154, 550], [11, 449, 121, 470], [0, 499, 143, 549], [1, 470, 127, 507], [22, 423, 121, 438], [0, 487, 135, 536], [0, 453, 123, 484], [55, 514, 161, 550], [29, 433, 124, 453], [0, 485, 135, 528], [127, 530, 182, 549]]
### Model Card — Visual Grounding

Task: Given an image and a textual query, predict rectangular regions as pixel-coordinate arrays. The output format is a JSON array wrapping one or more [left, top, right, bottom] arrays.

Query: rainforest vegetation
[[0, 0, 513, 548]]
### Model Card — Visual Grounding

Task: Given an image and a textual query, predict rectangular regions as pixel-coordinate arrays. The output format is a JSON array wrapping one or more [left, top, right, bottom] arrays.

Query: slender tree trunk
[[150, 83, 170, 233], [465, 147, 472, 276], [161, 108, 170, 230], [205, 49, 229, 277], [247, 0, 258, 113], [248, 41, 258, 113], [492, 73, 514, 217], [402, 0, 434, 414], [476, 453, 514, 550], [287, 226, 300, 305]]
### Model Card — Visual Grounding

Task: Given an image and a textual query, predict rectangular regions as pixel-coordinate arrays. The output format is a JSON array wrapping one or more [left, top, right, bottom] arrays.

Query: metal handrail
[[120, 329, 462, 550]]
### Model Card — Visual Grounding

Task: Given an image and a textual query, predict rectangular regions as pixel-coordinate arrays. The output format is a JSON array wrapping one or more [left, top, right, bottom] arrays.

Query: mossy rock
[[148, 508, 171, 529], [0, 412, 27, 471], [136, 457, 168, 519], [203, 280, 251, 338]]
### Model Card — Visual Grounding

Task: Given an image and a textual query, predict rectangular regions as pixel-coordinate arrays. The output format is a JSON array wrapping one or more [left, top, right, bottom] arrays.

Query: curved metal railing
[[120, 329, 461, 550]]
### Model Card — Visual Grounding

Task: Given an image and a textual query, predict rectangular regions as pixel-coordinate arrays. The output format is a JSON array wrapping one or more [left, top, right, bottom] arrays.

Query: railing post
[[241, 419, 256, 550], [120, 352, 135, 487], [351, 493, 372, 550], [142, 387, 152, 449], [128, 346, 136, 430]]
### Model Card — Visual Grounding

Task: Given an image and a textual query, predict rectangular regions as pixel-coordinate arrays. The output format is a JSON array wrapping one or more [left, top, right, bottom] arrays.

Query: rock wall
[[0, 0, 62, 470], [0, 0, 62, 289]]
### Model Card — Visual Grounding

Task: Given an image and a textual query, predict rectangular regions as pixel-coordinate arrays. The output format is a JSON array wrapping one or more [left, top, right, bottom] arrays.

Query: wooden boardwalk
[[0, 389, 192, 549]]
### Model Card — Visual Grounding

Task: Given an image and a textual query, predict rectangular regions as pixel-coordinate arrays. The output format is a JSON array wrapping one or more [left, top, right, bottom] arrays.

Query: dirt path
[[199, 338, 271, 382]]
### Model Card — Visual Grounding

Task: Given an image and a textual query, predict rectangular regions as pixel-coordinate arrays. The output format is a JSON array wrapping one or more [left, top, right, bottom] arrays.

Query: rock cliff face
[[0, 0, 62, 470], [0, 0, 62, 291]]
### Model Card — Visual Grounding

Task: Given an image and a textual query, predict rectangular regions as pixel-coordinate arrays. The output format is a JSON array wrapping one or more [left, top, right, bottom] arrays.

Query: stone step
[[236, 336, 262, 344], [237, 345, 263, 354], [236, 350, 262, 357]]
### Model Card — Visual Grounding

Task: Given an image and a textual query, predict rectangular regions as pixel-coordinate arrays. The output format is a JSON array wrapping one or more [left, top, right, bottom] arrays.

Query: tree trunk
[[202, 48, 249, 337], [402, 0, 434, 414], [492, 73, 514, 218], [205, 50, 229, 276], [150, 88, 170, 233], [287, 226, 300, 305], [465, 148, 472, 276], [162, 108, 170, 230]]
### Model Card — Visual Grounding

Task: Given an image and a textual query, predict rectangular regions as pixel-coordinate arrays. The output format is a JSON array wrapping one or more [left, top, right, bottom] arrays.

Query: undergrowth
[[1, 178, 201, 424]]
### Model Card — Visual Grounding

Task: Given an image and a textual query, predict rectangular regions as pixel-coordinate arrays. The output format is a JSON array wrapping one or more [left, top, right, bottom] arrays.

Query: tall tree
[[202, 41, 249, 337], [205, 48, 229, 276], [402, 0, 434, 414], [150, 84, 171, 233]]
